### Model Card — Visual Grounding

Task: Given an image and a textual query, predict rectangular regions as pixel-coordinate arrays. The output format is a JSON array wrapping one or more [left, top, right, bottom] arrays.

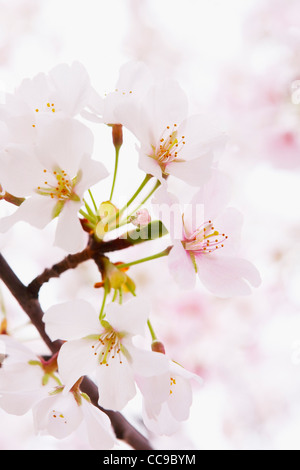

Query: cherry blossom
[[0, 61, 101, 148], [114, 78, 227, 187], [43, 297, 169, 411], [33, 387, 116, 449], [0, 335, 59, 415], [0, 117, 108, 252], [87, 60, 154, 125], [152, 171, 261, 297], [138, 360, 202, 436]]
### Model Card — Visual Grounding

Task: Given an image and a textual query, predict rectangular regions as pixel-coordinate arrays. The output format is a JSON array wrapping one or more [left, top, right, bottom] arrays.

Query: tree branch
[[0, 252, 153, 450]]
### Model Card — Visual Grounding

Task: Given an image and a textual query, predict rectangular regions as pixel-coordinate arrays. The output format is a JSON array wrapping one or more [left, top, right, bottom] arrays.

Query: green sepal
[[52, 200, 65, 219], [122, 220, 168, 244]]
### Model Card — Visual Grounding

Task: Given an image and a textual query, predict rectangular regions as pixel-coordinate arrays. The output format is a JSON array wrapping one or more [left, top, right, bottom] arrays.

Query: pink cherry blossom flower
[[43, 297, 169, 411], [130, 208, 151, 227], [0, 118, 108, 253], [152, 171, 261, 297], [115, 78, 227, 187]]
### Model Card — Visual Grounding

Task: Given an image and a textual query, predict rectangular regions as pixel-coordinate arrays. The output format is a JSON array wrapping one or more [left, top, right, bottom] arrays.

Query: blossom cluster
[[0, 61, 261, 449]]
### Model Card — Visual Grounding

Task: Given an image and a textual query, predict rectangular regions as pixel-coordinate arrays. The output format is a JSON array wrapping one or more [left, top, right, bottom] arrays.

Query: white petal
[[143, 80, 189, 141], [57, 339, 98, 392], [48, 61, 91, 117], [33, 393, 83, 439], [142, 401, 181, 436], [130, 347, 169, 377], [167, 375, 193, 421], [44, 299, 101, 341], [54, 201, 87, 253], [0, 146, 43, 196], [35, 118, 94, 176], [96, 357, 136, 411], [81, 399, 116, 450], [105, 297, 150, 337], [75, 155, 109, 197], [0, 389, 45, 416], [0, 196, 54, 233]]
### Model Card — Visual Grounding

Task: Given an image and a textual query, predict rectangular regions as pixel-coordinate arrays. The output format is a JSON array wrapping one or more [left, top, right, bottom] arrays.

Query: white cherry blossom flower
[[85, 60, 154, 125], [138, 360, 202, 436], [43, 298, 169, 411], [0, 61, 101, 148], [33, 388, 116, 449], [0, 118, 108, 252], [152, 171, 261, 297], [115, 78, 226, 187], [0, 335, 58, 415]]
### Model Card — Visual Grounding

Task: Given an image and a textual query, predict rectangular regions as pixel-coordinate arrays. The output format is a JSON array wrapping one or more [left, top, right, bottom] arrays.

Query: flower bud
[[130, 209, 151, 227], [151, 340, 166, 354], [112, 124, 123, 150]]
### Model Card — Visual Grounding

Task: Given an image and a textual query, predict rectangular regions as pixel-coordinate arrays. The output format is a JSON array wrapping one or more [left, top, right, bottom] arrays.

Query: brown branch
[[0, 252, 153, 450]]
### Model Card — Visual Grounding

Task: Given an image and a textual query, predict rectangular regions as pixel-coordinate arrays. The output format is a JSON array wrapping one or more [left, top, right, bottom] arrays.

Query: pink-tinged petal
[[105, 297, 150, 337], [96, 357, 136, 411], [196, 255, 262, 297], [178, 114, 227, 161], [167, 152, 214, 187], [138, 149, 163, 180], [81, 399, 116, 450], [48, 61, 91, 117], [168, 240, 196, 290], [35, 118, 94, 176], [54, 202, 87, 253], [57, 339, 98, 392], [151, 186, 182, 239], [214, 207, 244, 256], [190, 169, 233, 221], [44, 300, 101, 341]]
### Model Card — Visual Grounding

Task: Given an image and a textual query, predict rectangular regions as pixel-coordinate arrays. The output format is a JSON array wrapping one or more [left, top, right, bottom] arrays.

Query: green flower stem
[[105, 173, 153, 230], [119, 173, 153, 215], [147, 319, 157, 342], [79, 208, 98, 225], [125, 178, 161, 223], [109, 146, 120, 202], [99, 278, 109, 321], [116, 246, 172, 270], [88, 189, 98, 213]]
